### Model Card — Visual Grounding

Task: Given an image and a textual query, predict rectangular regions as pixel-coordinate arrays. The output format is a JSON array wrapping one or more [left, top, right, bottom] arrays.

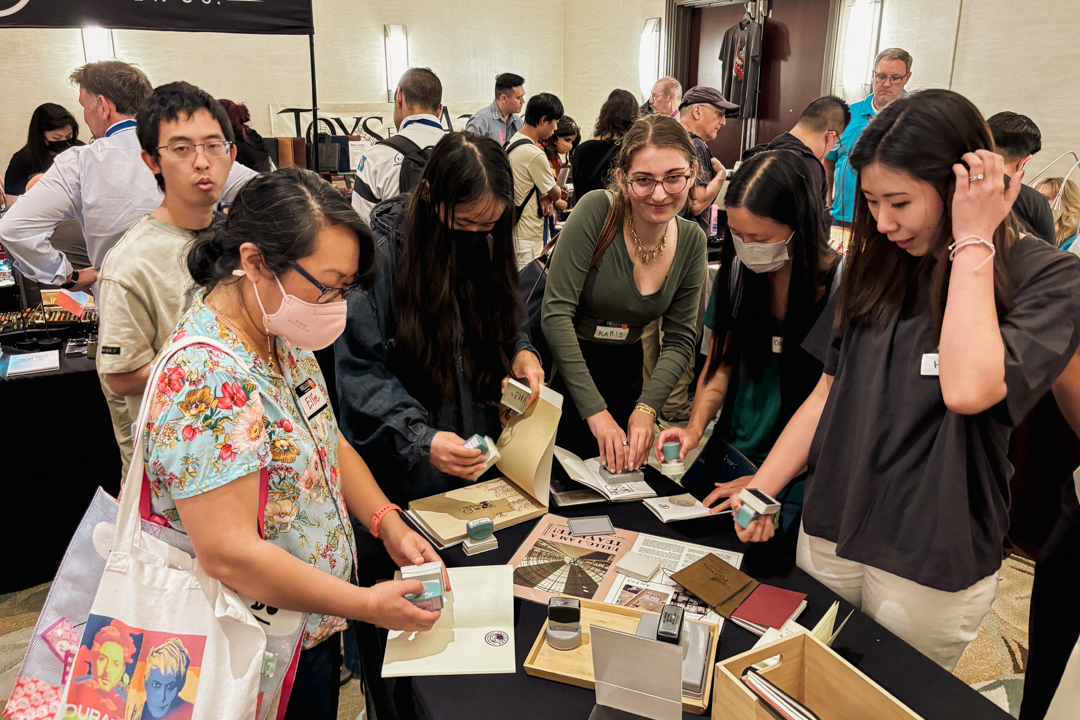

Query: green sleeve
[[639, 220, 708, 411], [541, 190, 612, 418]]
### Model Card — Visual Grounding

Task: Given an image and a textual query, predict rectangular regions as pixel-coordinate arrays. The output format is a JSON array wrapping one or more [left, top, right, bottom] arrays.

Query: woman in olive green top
[[542, 114, 707, 472]]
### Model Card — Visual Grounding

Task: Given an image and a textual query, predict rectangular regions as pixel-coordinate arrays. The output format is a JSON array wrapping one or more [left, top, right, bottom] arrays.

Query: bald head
[[650, 77, 682, 117]]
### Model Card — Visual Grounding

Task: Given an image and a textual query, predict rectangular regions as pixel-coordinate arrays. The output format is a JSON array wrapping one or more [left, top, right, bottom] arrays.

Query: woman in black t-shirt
[[732, 89, 1080, 671], [3, 103, 82, 200], [572, 90, 639, 199]]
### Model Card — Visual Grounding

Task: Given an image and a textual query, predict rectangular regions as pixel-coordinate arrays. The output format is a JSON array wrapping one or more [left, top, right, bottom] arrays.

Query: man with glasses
[[677, 86, 736, 236], [0, 61, 254, 477], [650, 77, 683, 118], [95, 82, 238, 459], [825, 48, 912, 227]]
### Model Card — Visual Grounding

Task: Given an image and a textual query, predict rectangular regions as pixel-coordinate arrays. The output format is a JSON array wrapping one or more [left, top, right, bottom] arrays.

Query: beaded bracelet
[[633, 402, 658, 421], [949, 237, 996, 270]]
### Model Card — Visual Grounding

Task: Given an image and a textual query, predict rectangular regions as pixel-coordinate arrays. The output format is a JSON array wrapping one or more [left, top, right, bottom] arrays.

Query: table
[[0, 349, 122, 593], [409, 470, 1011, 720]]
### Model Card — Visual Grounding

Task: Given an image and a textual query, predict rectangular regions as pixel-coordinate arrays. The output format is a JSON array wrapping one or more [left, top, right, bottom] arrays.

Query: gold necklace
[[206, 294, 277, 372], [629, 215, 667, 265]]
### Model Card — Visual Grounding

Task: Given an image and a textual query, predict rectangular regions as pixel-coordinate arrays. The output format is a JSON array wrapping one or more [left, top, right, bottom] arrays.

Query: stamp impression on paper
[[485, 631, 509, 647], [671, 495, 696, 507]]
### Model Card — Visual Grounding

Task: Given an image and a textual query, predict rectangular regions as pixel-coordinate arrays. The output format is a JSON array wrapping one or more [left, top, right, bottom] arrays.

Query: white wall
[[1, 0, 663, 175], [876, 0, 1080, 177]]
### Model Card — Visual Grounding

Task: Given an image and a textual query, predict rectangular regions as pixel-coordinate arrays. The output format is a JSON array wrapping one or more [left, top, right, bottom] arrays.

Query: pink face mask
[[242, 271, 347, 351]]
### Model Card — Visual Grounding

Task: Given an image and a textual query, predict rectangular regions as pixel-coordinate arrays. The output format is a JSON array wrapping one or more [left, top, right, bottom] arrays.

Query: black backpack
[[506, 137, 542, 224], [379, 134, 435, 194]]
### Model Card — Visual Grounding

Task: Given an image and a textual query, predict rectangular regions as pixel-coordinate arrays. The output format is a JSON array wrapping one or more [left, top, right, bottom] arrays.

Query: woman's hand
[[730, 494, 776, 543], [429, 431, 486, 480], [626, 409, 655, 471], [503, 350, 544, 408], [654, 426, 702, 463], [379, 512, 442, 568], [951, 149, 1023, 243], [364, 580, 441, 632], [586, 410, 628, 472], [703, 474, 754, 514]]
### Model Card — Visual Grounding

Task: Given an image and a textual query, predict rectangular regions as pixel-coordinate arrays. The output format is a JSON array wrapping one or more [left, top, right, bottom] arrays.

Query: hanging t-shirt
[[719, 15, 764, 120]]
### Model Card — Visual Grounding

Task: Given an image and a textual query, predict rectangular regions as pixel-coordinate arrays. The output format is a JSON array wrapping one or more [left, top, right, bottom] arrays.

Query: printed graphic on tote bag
[[64, 615, 206, 720]]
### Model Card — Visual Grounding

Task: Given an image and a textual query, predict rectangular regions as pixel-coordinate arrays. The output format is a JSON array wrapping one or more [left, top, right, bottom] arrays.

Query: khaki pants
[[642, 282, 709, 420], [98, 372, 134, 484]]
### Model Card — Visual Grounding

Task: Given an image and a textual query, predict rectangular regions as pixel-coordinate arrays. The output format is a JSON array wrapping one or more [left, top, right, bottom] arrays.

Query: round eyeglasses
[[628, 172, 694, 197]]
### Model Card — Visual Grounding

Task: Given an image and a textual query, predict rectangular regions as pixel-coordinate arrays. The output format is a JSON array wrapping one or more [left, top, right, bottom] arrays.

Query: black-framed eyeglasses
[[156, 140, 233, 158], [288, 260, 361, 304], [628, 172, 694, 197], [873, 72, 908, 85]]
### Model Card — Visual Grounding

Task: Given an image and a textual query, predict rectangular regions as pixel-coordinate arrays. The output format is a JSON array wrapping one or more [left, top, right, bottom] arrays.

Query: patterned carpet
[[1, 556, 1036, 718], [953, 554, 1035, 717]]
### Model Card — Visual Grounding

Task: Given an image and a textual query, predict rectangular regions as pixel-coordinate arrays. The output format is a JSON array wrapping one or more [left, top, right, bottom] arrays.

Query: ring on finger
[[969, 173, 985, 182]]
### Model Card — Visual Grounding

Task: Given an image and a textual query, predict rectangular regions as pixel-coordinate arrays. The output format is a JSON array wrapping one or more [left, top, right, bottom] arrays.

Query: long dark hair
[[188, 167, 376, 291], [594, 90, 640, 140], [706, 150, 838, 386], [541, 115, 580, 166], [840, 89, 1015, 337], [394, 132, 521, 405], [25, 103, 81, 176]]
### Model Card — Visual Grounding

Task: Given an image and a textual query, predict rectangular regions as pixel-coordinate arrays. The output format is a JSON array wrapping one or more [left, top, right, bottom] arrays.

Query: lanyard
[[105, 119, 136, 137], [401, 117, 443, 131]]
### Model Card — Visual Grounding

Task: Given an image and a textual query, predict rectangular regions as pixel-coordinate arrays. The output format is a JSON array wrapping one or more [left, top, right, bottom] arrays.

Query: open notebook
[[406, 386, 563, 549]]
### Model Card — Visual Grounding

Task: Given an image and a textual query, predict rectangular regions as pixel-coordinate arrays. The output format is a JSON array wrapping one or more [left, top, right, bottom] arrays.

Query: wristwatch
[[60, 269, 79, 290]]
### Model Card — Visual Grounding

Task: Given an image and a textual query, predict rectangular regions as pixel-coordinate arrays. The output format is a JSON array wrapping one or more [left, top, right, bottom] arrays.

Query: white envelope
[[382, 565, 515, 677]]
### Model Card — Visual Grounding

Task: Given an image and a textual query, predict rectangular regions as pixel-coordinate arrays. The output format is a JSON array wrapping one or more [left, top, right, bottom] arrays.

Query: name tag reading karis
[[594, 322, 630, 341]]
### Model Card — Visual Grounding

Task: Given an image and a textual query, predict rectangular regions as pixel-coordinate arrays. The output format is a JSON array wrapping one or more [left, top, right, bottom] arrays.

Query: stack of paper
[[750, 600, 854, 669], [6, 350, 60, 376], [553, 447, 656, 501]]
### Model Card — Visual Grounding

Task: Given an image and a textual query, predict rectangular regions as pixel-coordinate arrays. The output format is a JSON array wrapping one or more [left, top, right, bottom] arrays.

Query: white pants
[[796, 527, 1000, 671]]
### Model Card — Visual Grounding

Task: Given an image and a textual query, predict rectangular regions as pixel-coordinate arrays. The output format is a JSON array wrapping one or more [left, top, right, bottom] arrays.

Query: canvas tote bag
[[4, 336, 305, 720]]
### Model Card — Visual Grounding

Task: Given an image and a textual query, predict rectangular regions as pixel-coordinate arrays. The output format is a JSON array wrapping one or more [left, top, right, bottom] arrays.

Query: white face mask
[[731, 230, 794, 274]]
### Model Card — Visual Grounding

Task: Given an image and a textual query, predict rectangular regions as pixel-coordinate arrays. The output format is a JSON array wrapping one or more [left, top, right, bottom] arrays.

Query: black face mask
[[47, 140, 72, 154], [449, 228, 494, 262]]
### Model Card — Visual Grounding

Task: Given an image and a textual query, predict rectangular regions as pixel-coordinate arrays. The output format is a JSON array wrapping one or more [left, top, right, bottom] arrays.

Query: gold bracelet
[[634, 403, 658, 421]]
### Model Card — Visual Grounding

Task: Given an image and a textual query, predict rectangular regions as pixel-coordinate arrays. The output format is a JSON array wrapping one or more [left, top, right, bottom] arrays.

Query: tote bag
[[4, 336, 305, 720]]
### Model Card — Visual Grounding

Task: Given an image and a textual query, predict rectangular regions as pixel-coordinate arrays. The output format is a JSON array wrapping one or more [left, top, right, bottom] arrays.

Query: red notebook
[[730, 584, 807, 629]]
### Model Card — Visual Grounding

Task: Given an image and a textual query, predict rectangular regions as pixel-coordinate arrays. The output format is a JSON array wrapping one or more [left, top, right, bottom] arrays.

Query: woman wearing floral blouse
[[142, 169, 440, 719]]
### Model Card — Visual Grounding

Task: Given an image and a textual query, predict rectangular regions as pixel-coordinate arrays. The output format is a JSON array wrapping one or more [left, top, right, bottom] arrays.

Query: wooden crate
[[523, 598, 720, 715], [712, 632, 923, 720]]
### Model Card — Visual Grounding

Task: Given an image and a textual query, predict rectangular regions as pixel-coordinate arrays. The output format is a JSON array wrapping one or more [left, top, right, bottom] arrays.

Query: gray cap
[[679, 86, 739, 112]]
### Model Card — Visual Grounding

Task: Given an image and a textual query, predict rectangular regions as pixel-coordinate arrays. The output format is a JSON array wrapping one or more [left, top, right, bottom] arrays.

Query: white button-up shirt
[[350, 114, 447, 221], [0, 119, 257, 285]]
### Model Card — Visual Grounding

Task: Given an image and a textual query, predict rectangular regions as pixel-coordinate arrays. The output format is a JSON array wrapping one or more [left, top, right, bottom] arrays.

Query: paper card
[[56, 289, 90, 318], [592, 626, 682, 720], [670, 553, 755, 609], [383, 565, 515, 677]]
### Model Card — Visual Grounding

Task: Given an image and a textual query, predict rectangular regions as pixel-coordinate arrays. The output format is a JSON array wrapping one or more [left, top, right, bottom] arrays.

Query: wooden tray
[[523, 598, 721, 715], [713, 632, 923, 720]]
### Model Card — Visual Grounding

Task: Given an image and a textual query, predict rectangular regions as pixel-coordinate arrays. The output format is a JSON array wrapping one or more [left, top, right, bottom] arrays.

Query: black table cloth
[[408, 469, 1011, 720]]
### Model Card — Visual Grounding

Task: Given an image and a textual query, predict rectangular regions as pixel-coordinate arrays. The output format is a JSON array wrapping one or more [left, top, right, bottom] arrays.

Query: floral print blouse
[[143, 291, 355, 649]]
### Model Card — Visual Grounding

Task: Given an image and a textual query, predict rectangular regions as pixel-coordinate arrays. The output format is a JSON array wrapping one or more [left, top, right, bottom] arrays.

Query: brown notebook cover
[[671, 553, 759, 614], [291, 137, 307, 169], [276, 137, 294, 168]]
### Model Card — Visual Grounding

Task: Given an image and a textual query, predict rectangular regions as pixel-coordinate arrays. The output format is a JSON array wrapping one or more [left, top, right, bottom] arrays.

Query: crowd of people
[[1, 47, 1079, 719]]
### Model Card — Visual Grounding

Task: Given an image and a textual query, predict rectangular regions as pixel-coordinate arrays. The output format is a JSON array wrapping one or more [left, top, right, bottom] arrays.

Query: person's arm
[[105, 365, 151, 396], [350, 150, 380, 221], [96, 272, 158, 396], [334, 281, 485, 481], [1053, 347, 1080, 439], [938, 151, 1020, 415], [0, 154, 78, 285], [824, 158, 836, 207], [529, 152, 560, 202], [174, 470, 439, 632], [687, 160, 726, 216]]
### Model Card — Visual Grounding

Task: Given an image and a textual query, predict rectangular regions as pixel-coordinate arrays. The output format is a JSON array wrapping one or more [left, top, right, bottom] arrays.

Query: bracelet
[[949, 237, 995, 270], [370, 503, 401, 539], [633, 403, 658, 421]]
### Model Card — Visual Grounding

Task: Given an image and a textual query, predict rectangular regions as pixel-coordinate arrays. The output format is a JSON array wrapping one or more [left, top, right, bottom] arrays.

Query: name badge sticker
[[296, 379, 329, 420], [594, 322, 630, 341], [772, 336, 783, 354], [921, 353, 940, 377]]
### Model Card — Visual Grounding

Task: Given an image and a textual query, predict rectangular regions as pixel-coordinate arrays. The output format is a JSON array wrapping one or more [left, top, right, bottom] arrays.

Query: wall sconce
[[638, 18, 661, 101], [384, 24, 409, 103], [82, 24, 115, 64]]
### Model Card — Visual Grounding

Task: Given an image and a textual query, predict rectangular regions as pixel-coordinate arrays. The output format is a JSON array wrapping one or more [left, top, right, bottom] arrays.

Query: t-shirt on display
[[719, 15, 763, 119]]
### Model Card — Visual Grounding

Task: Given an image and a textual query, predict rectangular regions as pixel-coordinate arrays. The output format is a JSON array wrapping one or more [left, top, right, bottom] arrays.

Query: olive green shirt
[[541, 190, 707, 418]]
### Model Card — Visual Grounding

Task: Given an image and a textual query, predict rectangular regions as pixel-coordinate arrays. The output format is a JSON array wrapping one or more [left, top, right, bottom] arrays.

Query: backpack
[[506, 137, 541, 224], [380, 134, 435, 194]]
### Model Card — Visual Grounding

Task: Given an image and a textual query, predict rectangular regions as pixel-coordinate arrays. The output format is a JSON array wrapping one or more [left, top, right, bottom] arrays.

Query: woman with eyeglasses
[[335, 132, 544, 504], [543, 114, 707, 471], [655, 150, 840, 545], [143, 168, 442, 719]]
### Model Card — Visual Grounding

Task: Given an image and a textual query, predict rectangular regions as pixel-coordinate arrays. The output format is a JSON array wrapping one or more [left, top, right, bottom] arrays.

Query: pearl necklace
[[630, 215, 667, 265]]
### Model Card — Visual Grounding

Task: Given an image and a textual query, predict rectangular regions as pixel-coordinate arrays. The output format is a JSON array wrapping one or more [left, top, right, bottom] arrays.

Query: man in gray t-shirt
[[677, 86, 736, 236]]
